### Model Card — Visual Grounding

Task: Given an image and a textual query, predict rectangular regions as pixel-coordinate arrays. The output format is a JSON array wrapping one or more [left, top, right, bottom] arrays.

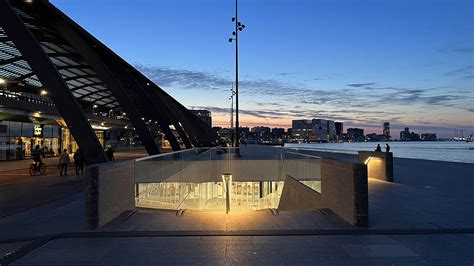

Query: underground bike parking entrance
[[134, 147, 321, 213], [84, 146, 389, 228]]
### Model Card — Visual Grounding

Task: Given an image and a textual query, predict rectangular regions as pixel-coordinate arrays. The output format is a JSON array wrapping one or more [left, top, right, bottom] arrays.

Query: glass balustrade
[[134, 146, 321, 212]]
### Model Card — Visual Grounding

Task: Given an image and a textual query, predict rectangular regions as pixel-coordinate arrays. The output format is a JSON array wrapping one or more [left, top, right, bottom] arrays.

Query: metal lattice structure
[[0, 0, 217, 164]]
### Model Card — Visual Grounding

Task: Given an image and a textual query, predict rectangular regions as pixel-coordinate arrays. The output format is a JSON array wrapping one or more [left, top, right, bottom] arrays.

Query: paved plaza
[[0, 153, 473, 265]]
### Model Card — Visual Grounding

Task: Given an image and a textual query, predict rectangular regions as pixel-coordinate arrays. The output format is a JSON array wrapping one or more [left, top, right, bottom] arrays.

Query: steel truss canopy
[[0, 0, 217, 164]]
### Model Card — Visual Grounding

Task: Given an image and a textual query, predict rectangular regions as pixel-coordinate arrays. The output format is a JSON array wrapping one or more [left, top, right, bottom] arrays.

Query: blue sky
[[52, 0, 473, 137]]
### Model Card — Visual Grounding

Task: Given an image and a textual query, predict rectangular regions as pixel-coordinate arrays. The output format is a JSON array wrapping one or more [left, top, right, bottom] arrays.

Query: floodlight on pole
[[228, 0, 245, 152]]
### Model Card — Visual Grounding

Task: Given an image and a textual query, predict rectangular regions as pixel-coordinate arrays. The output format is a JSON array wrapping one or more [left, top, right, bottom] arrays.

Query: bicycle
[[29, 161, 46, 176]]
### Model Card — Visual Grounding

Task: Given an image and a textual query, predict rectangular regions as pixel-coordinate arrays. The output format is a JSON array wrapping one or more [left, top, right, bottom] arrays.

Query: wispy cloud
[[347, 82, 377, 87], [135, 64, 474, 130], [443, 65, 474, 76], [135, 64, 230, 91], [275, 72, 299, 76], [438, 47, 474, 54]]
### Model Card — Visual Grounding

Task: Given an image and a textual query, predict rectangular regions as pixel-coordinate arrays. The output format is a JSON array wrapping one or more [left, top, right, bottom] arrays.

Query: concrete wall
[[278, 175, 322, 211], [358, 151, 393, 182], [278, 158, 368, 226], [84, 160, 135, 229], [320, 158, 368, 226]]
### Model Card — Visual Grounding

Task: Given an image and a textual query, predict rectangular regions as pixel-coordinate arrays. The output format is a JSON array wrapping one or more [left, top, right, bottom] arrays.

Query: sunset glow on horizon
[[53, 0, 473, 137]]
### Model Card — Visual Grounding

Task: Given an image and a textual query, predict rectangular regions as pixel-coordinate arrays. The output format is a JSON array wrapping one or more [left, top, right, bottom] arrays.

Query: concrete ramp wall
[[278, 158, 368, 226], [84, 160, 135, 229], [278, 175, 322, 211]]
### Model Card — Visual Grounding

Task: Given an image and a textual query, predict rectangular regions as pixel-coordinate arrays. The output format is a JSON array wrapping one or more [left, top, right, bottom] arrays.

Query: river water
[[285, 141, 474, 163]]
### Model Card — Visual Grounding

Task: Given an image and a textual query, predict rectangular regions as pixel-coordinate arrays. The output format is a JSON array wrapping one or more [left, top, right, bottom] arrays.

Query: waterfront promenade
[[0, 152, 473, 264]]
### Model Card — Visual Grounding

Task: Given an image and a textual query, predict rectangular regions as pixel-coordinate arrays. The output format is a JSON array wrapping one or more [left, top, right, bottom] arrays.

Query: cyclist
[[32, 145, 43, 171]]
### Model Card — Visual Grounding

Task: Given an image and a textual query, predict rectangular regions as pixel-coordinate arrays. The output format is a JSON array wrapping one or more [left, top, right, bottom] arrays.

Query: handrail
[[285, 147, 359, 155], [284, 151, 323, 159], [135, 147, 216, 162]]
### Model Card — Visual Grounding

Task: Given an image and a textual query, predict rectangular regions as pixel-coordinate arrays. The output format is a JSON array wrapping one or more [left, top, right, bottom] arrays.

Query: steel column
[[42, 9, 161, 155], [174, 122, 193, 149], [42, 1, 182, 152]]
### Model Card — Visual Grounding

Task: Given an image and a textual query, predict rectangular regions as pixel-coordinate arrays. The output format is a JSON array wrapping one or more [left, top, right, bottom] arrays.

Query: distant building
[[400, 127, 420, 141], [271, 128, 285, 138], [366, 133, 384, 142], [190, 109, 212, 127], [421, 133, 437, 141], [292, 120, 313, 141], [251, 126, 271, 134], [335, 122, 343, 140], [327, 120, 336, 141], [213, 126, 227, 142], [292, 119, 337, 142], [383, 122, 391, 139], [347, 128, 365, 142], [287, 128, 293, 135], [311, 119, 329, 141], [251, 126, 271, 138], [400, 127, 410, 140], [238, 127, 250, 136]]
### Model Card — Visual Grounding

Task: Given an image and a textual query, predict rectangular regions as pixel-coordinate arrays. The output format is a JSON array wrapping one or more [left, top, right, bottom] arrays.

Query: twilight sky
[[52, 0, 473, 137]]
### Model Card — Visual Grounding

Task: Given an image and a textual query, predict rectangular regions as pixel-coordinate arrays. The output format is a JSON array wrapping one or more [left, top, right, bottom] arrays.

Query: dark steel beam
[[42, 2, 182, 151], [0, 0, 108, 164], [152, 88, 216, 146], [174, 122, 193, 149], [40, 6, 161, 155], [41, 0, 216, 150]]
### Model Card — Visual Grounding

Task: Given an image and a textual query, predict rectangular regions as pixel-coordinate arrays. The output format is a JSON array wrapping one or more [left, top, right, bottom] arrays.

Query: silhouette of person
[[385, 144, 390, 153], [106, 147, 115, 161], [74, 148, 85, 176], [375, 144, 382, 152]]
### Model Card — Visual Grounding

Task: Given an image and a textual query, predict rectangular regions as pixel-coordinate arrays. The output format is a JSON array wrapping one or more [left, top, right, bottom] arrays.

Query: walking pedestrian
[[73, 148, 85, 176], [59, 149, 70, 176]]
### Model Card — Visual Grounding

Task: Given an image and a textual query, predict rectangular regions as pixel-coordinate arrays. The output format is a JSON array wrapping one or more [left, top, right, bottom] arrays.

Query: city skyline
[[52, 0, 473, 137]]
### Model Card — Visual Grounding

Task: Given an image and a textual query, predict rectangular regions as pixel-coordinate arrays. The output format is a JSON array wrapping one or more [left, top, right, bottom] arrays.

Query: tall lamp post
[[229, 83, 236, 146], [228, 0, 245, 151]]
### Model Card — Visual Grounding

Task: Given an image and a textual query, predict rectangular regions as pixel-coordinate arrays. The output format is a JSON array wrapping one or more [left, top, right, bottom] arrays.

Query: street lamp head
[[241, 24, 246, 29], [232, 17, 235, 22], [237, 22, 241, 26], [238, 27, 243, 31], [232, 31, 236, 36], [228, 38, 233, 42]]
